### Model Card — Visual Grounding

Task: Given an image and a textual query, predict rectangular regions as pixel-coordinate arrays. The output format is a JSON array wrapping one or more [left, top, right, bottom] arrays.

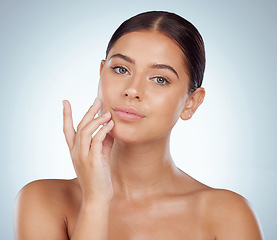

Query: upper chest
[[106, 195, 213, 240], [65, 188, 214, 240]]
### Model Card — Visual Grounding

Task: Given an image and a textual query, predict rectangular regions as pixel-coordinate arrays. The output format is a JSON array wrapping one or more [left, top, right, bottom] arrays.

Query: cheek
[[155, 91, 185, 118], [97, 75, 122, 114], [142, 99, 183, 141]]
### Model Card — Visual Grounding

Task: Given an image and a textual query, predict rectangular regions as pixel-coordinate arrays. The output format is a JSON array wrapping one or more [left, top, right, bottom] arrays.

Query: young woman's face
[[98, 31, 191, 143]]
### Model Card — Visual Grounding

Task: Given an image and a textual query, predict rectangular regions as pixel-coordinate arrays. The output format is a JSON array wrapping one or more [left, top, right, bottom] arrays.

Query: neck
[[110, 135, 180, 201]]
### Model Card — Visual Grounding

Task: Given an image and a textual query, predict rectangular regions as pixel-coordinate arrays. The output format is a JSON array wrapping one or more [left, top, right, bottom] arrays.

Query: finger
[[89, 120, 114, 155], [63, 100, 76, 150], [78, 112, 112, 154], [77, 98, 101, 132], [102, 133, 114, 163]]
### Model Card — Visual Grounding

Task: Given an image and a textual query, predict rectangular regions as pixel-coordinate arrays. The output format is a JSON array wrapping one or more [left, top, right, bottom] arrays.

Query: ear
[[100, 60, 105, 74], [180, 87, 205, 120]]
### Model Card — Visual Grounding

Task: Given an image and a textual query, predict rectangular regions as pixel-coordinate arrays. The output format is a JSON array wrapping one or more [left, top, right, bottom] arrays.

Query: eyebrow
[[109, 53, 179, 79], [151, 64, 179, 79], [109, 53, 135, 64]]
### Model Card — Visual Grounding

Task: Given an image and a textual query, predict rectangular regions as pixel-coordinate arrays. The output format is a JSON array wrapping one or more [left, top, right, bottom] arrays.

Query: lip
[[112, 106, 145, 122]]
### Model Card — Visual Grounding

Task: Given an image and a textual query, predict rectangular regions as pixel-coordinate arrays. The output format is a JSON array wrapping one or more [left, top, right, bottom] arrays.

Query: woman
[[14, 11, 264, 239]]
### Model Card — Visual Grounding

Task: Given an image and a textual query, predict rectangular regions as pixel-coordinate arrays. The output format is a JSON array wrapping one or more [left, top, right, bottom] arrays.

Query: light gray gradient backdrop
[[1, 0, 276, 239]]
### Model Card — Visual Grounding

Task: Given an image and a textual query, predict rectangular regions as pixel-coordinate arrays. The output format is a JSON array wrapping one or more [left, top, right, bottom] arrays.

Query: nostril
[[122, 89, 142, 101]]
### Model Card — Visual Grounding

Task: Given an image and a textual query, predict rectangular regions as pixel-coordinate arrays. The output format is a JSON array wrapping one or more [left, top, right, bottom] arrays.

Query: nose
[[122, 75, 145, 101]]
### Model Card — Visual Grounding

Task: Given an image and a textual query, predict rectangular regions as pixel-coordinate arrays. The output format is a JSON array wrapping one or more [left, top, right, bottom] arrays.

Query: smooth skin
[[14, 31, 264, 240]]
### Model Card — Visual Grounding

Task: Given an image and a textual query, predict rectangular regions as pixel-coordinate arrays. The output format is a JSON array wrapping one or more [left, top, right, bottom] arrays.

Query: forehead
[[107, 31, 189, 76]]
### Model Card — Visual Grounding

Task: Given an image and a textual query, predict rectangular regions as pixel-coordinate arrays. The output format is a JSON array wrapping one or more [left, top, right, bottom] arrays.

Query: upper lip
[[112, 106, 145, 118]]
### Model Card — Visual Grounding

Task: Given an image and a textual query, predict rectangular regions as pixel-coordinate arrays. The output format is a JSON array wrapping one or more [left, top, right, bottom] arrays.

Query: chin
[[110, 124, 147, 144], [111, 121, 169, 145]]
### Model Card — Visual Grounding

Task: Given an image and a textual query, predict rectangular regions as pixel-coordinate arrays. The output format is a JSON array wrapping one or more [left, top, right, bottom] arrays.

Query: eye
[[112, 66, 129, 75], [153, 76, 170, 85]]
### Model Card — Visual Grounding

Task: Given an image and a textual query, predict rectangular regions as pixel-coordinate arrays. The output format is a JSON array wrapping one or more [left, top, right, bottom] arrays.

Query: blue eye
[[112, 66, 129, 75], [153, 76, 169, 85]]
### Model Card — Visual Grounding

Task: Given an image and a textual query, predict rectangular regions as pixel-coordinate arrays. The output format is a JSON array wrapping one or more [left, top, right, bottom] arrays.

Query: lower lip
[[113, 110, 144, 122]]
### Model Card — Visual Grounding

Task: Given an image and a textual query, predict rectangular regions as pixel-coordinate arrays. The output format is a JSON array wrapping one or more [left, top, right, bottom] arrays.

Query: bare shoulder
[[15, 178, 79, 211], [176, 173, 264, 240], [14, 179, 79, 240], [17, 178, 78, 199], [204, 188, 260, 219], [201, 188, 264, 240]]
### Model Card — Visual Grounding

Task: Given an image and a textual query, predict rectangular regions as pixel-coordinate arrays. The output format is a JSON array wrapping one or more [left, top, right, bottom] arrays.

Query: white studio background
[[0, 0, 276, 239]]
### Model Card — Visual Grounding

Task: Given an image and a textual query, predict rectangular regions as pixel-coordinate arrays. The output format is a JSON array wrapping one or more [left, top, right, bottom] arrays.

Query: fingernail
[[107, 120, 114, 125], [62, 100, 66, 108], [102, 112, 111, 118], [93, 98, 99, 105]]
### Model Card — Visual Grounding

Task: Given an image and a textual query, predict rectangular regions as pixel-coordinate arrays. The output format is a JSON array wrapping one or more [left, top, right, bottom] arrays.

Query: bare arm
[[63, 99, 114, 240], [70, 201, 110, 239]]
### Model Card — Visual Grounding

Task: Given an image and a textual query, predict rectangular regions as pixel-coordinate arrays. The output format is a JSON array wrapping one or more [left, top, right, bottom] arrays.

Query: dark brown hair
[[106, 11, 205, 93]]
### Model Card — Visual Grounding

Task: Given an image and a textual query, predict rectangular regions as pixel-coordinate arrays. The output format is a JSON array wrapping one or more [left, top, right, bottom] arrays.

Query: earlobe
[[180, 87, 205, 120], [100, 60, 105, 74], [180, 105, 193, 120], [180, 110, 192, 120]]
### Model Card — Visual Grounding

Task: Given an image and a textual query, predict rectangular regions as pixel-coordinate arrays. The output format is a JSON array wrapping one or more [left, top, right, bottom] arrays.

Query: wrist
[[81, 198, 111, 211]]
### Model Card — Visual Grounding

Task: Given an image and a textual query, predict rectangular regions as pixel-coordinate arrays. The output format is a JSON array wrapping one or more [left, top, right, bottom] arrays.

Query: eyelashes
[[152, 76, 169, 85], [111, 65, 129, 75], [111, 65, 171, 85]]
